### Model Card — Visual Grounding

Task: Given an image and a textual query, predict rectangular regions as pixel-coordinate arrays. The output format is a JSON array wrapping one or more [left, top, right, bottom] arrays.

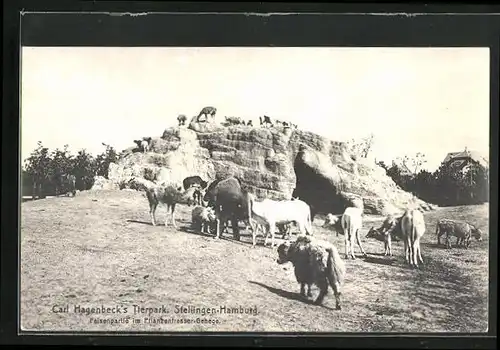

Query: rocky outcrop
[[101, 118, 436, 216]]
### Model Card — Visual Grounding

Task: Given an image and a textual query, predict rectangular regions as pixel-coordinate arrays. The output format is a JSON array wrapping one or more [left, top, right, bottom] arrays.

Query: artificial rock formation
[[98, 118, 436, 216]]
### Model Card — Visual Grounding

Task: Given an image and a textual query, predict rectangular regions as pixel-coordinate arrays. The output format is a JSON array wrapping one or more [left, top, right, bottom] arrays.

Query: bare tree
[[401, 152, 427, 176], [347, 133, 375, 159]]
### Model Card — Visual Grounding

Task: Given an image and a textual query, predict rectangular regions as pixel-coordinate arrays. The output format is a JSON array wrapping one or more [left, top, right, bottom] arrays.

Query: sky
[[21, 47, 490, 172]]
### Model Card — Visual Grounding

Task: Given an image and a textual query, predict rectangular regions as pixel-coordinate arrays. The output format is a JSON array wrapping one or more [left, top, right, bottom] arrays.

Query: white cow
[[248, 196, 313, 248], [341, 207, 367, 260], [401, 209, 426, 268]]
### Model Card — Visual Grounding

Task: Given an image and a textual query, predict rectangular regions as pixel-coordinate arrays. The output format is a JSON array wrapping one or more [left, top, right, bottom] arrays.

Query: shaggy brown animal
[[276, 235, 346, 309]]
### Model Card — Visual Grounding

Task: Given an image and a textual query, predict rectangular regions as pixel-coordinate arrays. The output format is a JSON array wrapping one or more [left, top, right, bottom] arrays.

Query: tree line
[[376, 157, 489, 207], [349, 134, 489, 207], [22, 141, 118, 197], [23, 137, 489, 206]]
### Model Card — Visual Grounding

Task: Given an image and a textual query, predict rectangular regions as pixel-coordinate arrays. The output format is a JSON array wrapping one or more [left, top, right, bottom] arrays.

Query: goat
[[341, 207, 367, 260], [197, 106, 217, 122], [435, 219, 483, 249], [177, 114, 187, 126], [145, 185, 199, 229], [259, 115, 273, 128], [401, 209, 426, 268], [366, 214, 402, 256]]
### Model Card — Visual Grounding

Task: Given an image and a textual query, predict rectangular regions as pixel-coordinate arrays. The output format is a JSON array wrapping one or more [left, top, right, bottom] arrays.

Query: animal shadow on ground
[[179, 225, 256, 247], [179, 225, 214, 238], [126, 219, 154, 226], [363, 255, 396, 266], [126, 219, 190, 227], [426, 242, 446, 249], [248, 281, 336, 310]]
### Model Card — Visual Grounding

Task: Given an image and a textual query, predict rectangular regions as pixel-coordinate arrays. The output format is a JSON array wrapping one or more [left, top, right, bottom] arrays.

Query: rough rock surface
[[99, 118, 436, 216]]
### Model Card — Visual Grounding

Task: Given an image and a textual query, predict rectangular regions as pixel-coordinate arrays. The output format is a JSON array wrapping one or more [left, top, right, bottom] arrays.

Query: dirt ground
[[20, 189, 490, 333]]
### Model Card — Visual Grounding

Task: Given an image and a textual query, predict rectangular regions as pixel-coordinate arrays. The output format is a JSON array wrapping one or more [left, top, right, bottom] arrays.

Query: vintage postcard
[[20, 40, 490, 332]]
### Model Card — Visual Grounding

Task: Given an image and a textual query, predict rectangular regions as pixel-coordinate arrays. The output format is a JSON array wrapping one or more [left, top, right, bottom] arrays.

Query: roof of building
[[442, 148, 489, 168]]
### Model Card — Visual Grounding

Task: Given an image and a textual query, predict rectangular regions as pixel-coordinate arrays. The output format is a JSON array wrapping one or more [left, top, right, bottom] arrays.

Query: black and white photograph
[[19, 42, 490, 333]]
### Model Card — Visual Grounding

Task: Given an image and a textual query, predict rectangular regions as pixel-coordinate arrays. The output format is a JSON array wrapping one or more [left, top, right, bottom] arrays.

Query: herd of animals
[[130, 173, 485, 310], [130, 107, 298, 155], [28, 105, 486, 310], [176, 106, 298, 129]]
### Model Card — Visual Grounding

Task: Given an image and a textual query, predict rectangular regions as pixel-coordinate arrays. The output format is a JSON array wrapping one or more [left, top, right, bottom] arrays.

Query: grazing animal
[[322, 213, 344, 237], [197, 106, 217, 122], [203, 177, 252, 241], [400, 209, 426, 267], [276, 235, 346, 309], [54, 174, 77, 197], [366, 214, 402, 256], [145, 185, 199, 229], [247, 120, 253, 126], [177, 114, 187, 126], [182, 176, 208, 191], [435, 219, 483, 249], [191, 206, 217, 234], [259, 115, 273, 128], [247, 196, 313, 248], [341, 207, 367, 260]]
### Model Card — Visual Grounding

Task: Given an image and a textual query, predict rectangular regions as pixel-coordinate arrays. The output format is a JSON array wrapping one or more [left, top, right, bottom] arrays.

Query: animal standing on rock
[[259, 115, 273, 128], [276, 235, 346, 309], [141, 139, 150, 153], [145, 185, 200, 229], [197, 106, 217, 122], [177, 114, 187, 126], [401, 209, 426, 268], [224, 116, 243, 126], [341, 207, 367, 260], [366, 214, 402, 256], [133, 139, 150, 153]]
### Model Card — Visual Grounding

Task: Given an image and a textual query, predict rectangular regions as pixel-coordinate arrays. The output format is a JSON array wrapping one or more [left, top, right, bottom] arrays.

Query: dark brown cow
[[203, 177, 251, 240]]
